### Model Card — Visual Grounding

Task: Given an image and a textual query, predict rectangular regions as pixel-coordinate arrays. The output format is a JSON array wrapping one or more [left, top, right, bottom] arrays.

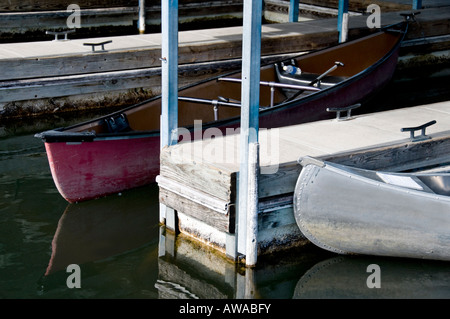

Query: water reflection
[[37, 170, 333, 299], [158, 231, 450, 299], [293, 256, 450, 299], [37, 185, 161, 298], [34, 178, 450, 299], [44, 185, 160, 276], [157, 228, 333, 299]]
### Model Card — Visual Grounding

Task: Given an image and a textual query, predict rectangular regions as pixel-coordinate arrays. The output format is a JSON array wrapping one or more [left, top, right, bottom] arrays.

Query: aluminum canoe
[[294, 157, 450, 261]]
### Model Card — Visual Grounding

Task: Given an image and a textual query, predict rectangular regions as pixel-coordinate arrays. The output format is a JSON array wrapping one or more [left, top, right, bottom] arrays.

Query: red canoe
[[36, 23, 407, 202]]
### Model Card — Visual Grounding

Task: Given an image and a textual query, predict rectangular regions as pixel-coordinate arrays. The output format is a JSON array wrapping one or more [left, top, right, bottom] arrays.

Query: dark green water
[[1, 72, 450, 299]]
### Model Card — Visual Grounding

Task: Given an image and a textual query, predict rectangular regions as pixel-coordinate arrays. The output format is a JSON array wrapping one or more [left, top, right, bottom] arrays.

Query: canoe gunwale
[[35, 128, 160, 143], [302, 157, 450, 200]]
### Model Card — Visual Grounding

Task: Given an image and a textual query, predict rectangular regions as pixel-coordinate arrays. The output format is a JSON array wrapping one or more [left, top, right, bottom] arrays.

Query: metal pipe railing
[[178, 96, 241, 121], [218, 77, 320, 107]]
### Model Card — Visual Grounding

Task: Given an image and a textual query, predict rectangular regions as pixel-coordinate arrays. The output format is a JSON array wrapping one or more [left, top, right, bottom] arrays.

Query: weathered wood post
[[338, 0, 349, 43], [238, 0, 262, 268], [289, 0, 299, 22], [138, 0, 146, 34], [160, 0, 178, 228]]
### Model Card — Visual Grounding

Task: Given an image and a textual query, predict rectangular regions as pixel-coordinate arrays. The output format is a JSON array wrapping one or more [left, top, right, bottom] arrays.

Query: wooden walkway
[[2, 6, 449, 76], [0, 0, 416, 41], [1, 4, 449, 117], [0, 0, 244, 42], [157, 101, 450, 258]]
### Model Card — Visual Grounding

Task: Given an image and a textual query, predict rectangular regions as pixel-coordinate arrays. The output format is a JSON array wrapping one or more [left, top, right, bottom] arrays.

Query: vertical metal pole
[[160, 0, 178, 224], [337, 0, 349, 43], [237, 0, 261, 267], [161, 0, 178, 150], [138, 0, 146, 34], [289, 0, 299, 22], [413, 0, 422, 10]]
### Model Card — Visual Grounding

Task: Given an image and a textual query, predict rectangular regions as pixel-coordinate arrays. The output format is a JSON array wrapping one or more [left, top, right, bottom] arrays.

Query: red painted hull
[[45, 135, 160, 202]]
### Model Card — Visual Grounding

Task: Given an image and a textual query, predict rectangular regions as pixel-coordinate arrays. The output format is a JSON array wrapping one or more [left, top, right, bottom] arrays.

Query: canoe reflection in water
[[44, 185, 160, 276]]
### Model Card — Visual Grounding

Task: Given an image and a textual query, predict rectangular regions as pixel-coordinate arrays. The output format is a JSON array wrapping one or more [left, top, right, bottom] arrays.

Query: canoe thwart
[[178, 96, 241, 108], [46, 30, 75, 41], [83, 40, 113, 52], [326, 103, 361, 121], [218, 76, 320, 107], [178, 96, 241, 121], [218, 77, 320, 92], [401, 120, 436, 142]]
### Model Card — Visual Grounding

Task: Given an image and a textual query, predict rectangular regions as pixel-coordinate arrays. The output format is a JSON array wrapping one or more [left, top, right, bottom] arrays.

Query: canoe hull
[[294, 160, 450, 261], [45, 135, 160, 202]]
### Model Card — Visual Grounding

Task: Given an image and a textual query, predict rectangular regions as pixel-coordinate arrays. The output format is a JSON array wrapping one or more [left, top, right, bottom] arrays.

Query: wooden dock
[[1, 3, 450, 118], [0, 0, 244, 42], [157, 100, 450, 260], [0, 0, 413, 41]]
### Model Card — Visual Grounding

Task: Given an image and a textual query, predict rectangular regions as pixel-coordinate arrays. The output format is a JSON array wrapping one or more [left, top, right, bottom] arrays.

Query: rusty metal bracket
[[401, 120, 436, 142], [326, 103, 361, 121]]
